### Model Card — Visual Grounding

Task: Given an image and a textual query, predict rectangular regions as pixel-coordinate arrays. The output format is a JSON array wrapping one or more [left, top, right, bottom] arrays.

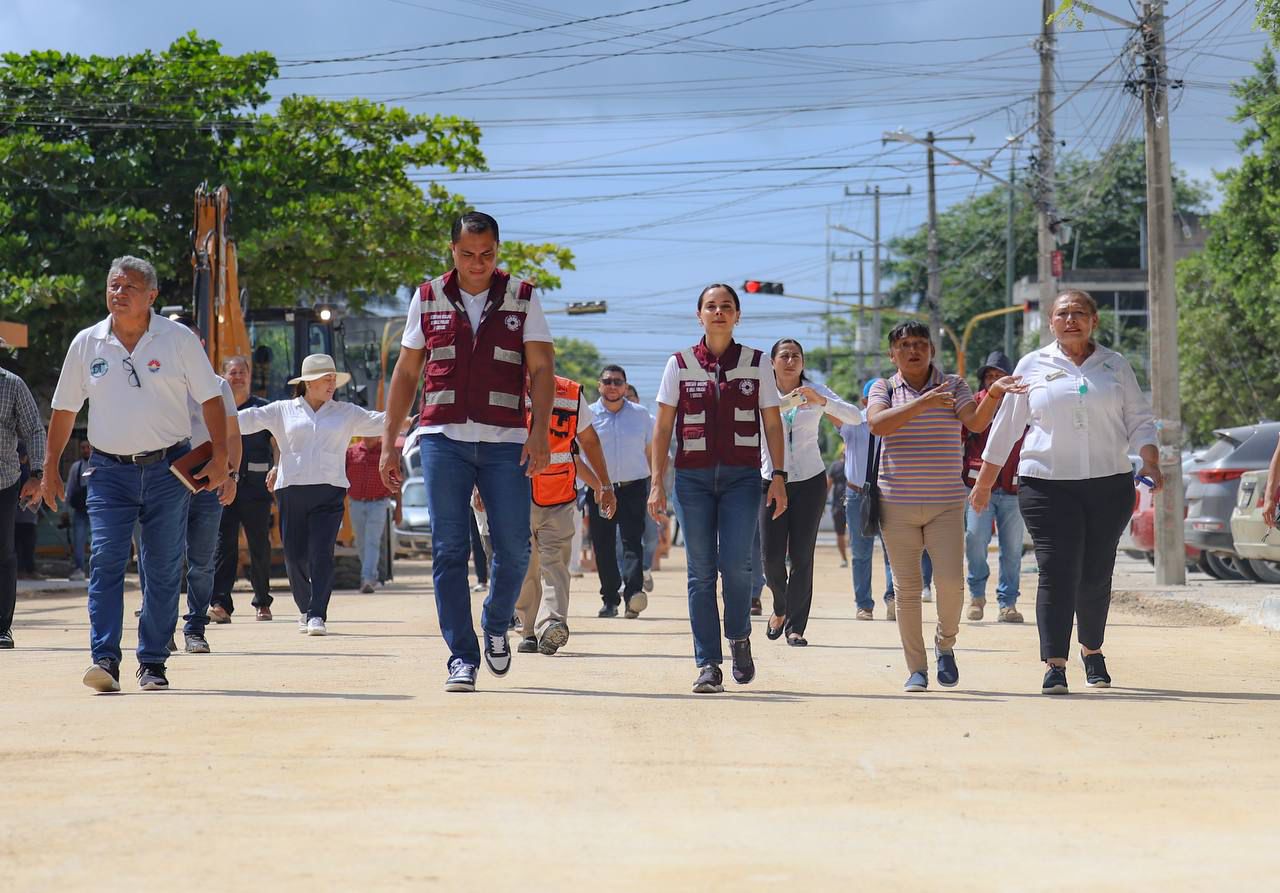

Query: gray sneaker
[[538, 620, 570, 655], [692, 664, 724, 694], [184, 633, 210, 654], [445, 658, 477, 692], [83, 657, 121, 693], [136, 663, 169, 691]]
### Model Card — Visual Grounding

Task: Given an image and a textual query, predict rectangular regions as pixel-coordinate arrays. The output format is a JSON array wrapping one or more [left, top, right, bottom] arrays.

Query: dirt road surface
[[3, 548, 1278, 891]]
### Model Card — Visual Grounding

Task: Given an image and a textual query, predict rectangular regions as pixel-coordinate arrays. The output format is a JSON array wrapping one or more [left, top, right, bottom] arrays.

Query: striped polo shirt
[[868, 367, 974, 503]]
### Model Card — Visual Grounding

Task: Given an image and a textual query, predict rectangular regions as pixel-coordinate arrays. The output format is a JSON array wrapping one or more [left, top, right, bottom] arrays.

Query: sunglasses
[[599, 378, 625, 386]]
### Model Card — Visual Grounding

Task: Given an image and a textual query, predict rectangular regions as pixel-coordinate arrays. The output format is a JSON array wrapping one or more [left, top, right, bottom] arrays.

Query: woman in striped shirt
[[866, 321, 1024, 693]]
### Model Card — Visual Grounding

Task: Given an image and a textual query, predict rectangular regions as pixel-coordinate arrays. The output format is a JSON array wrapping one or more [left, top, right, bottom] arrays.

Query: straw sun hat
[[288, 353, 352, 387]]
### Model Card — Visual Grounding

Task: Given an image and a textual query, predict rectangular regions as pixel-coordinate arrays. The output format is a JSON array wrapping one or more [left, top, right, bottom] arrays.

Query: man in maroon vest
[[380, 212, 555, 693]]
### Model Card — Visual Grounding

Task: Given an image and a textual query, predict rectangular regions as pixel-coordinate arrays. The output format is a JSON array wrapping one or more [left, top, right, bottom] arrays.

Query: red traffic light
[[742, 280, 783, 295]]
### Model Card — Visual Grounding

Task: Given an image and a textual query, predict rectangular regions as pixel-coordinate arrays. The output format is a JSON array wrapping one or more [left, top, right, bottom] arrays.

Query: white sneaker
[[642, 570, 654, 592], [298, 615, 309, 633], [471, 582, 488, 593], [306, 617, 327, 636], [921, 586, 934, 603], [68, 569, 86, 581]]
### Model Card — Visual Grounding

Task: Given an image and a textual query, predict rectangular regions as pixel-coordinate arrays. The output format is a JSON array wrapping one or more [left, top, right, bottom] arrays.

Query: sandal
[[787, 633, 808, 647], [766, 614, 786, 640]]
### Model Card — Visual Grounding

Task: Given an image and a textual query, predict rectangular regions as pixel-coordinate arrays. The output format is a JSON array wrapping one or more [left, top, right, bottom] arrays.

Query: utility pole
[[844, 185, 911, 378], [1142, 0, 1186, 585], [824, 207, 832, 374], [1036, 0, 1058, 341], [1005, 145, 1018, 358]]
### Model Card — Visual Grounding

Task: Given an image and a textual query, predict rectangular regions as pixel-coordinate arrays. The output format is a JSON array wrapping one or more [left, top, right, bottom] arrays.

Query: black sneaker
[[1042, 665, 1069, 695], [1082, 652, 1112, 688], [729, 637, 755, 685], [445, 658, 477, 692], [935, 647, 959, 688], [692, 664, 724, 694], [508, 614, 519, 631], [597, 604, 618, 618], [484, 631, 512, 677], [137, 663, 170, 691], [0, 628, 13, 649], [517, 636, 538, 654], [538, 619, 570, 655], [184, 633, 210, 654], [166, 635, 177, 653], [83, 657, 121, 693]]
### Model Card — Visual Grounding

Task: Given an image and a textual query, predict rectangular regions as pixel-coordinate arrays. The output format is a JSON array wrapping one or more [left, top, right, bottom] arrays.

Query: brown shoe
[[255, 606, 273, 621], [750, 597, 763, 616], [885, 600, 896, 622], [998, 606, 1024, 623], [855, 608, 874, 621], [209, 604, 232, 624], [967, 600, 985, 621]]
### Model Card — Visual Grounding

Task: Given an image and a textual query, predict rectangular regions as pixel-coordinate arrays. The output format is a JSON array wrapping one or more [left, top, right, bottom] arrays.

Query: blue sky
[[2, 0, 1266, 399]]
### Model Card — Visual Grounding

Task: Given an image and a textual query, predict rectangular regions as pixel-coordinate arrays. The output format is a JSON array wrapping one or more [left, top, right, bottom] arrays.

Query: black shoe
[[517, 636, 538, 653], [765, 615, 785, 641], [83, 657, 121, 693], [1042, 665, 1069, 695], [166, 635, 177, 653], [508, 614, 518, 631], [1082, 652, 1111, 688], [692, 664, 724, 694], [484, 631, 512, 677], [0, 629, 13, 649], [445, 658, 477, 692], [538, 620, 570, 655], [136, 663, 170, 691], [749, 597, 763, 616], [935, 648, 959, 688], [729, 637, 755, 685], [597, 604, 618, 618], [184, 633, 210, 654]]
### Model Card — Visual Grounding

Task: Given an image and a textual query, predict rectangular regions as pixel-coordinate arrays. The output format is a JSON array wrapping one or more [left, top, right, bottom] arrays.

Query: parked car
[[394, 475, 432, 558], [1228, 469, 1280, 583], [1184, 422, 1280, 580], [1127, 450, 1202, 568]]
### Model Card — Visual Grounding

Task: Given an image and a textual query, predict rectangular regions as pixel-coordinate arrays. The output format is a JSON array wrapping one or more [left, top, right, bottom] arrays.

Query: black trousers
[[212, 495, 274, 613], [278, 484, 347, 621], [14, 522, 36, 573], [1018, 473, 1135, 661], [587, 478, 648, 605], [760, 472, 827, 636], [0, 480, 19, 632]]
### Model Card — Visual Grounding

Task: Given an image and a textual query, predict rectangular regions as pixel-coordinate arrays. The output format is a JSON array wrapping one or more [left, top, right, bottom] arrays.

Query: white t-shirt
[[51, 313, 223, 455], [189, 377, 238, 448], [655, 351, 781, 409], [401, 279, 553, 445]]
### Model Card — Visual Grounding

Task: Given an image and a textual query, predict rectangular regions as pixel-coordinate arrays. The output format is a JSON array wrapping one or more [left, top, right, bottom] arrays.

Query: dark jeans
[[760, 472, 827, 636], [676, 464, 761, 667], [1018, 473, 1135, 661], [181, 489, 224, 635], [0, 480, 19, 632], [212, 496, 274, 613], [587, 477, 648, 606], [278, 484, 346, 621], [14, 523, 36, 573]]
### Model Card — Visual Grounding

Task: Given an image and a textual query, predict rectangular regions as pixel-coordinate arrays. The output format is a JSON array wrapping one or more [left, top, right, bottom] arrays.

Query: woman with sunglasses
[[649, 284, 788, 694], [761, 338, 862, 646]]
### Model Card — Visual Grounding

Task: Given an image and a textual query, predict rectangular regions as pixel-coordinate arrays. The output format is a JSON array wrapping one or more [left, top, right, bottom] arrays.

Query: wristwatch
[[30, 469, 43, 480], [228, 471, 240, 483], [771, 470, 788, 482]]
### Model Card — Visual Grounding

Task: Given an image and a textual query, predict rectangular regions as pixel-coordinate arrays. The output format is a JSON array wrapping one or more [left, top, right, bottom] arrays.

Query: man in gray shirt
[[0, 363, 47, 648]]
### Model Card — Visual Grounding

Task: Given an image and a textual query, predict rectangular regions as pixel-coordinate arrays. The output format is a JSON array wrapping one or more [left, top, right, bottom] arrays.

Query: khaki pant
[[515, 501, 577, 639], [879, 500, 966, 673]]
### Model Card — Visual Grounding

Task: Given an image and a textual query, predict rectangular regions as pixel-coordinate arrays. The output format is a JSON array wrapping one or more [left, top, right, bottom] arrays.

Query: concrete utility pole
[[1036, 0, 1058, 341], [1005, 146, 1018, 358], [845, 185, 911, 377], [825, 207, 832, 374], [1141, 0, 1187, 585]]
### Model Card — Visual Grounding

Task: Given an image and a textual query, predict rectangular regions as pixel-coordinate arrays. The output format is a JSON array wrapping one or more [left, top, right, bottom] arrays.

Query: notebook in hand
[[169, 442, 214, 493]]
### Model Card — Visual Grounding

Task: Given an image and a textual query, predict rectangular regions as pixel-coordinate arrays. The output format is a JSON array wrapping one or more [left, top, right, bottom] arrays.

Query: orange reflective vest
[[531, 376, 581, 507]]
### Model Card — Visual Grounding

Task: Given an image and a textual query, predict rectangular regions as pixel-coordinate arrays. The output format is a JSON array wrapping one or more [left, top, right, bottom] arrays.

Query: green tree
[[1177, 47, 1280, 442], [553, 338, 604, 399], [0, 34, 572, 395]]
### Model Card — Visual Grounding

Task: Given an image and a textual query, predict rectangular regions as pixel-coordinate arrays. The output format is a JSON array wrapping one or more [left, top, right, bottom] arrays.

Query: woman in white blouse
[[760, 338, 863, 646], [238, 354, 386, 636], [972, 290, 1161, 695]]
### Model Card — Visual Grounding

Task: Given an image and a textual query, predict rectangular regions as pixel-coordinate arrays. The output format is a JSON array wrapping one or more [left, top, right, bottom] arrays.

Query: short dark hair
[[451, 211, 500, 244], [887, 320, 932, 347], [697, 283, 740, 311], [600, 364, 627, 381]]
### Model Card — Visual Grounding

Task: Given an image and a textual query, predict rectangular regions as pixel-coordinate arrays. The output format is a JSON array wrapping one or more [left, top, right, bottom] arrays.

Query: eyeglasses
[[599, 378, 625, 386], [122, 357, 141, 389]]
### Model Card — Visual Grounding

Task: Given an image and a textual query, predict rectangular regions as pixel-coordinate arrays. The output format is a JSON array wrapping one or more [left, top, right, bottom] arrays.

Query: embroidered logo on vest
[[740, 380, 755, 396], [504, 314, 521, 331]]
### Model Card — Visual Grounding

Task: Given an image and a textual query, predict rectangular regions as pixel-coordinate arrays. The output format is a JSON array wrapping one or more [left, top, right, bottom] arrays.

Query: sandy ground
[[3, 546, 1278, 892]]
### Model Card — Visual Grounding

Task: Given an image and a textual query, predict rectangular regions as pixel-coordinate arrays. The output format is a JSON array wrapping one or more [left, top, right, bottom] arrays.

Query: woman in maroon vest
[[649, 284, 788, 694]]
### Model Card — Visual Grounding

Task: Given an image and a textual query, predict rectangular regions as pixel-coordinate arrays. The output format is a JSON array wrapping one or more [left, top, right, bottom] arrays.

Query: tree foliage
[[553, 338, 605, 401], [0, 34, 572, 395]]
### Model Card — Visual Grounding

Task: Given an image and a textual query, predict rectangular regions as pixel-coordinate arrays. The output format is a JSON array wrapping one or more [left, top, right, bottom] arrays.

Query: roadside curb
[[17, 581, 87, 600], [1260, 596, 1280, 631]]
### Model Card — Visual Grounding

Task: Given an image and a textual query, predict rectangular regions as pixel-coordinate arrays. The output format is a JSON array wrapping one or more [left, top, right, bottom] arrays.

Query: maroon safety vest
[[673, 339, 765, 470], [963, 388, 1024, 492], [417, 269, 534, 429]]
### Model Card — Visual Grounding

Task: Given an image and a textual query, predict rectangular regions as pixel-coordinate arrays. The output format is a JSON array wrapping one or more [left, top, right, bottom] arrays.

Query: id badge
[[1072, 404, 1088, 431]]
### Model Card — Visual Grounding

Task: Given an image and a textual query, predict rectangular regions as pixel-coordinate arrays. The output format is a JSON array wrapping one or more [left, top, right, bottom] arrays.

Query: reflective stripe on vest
[[489, 391, 521, 410], [493, 346, 522, 365]]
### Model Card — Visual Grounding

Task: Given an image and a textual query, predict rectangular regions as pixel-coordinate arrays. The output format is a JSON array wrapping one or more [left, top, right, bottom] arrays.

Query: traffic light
[[566, 300, 607, 315], [742, 280, 784, 295]]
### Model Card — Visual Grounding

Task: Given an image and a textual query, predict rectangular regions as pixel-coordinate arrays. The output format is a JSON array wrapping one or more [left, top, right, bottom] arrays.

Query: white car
[[394, 476, 432, 558]]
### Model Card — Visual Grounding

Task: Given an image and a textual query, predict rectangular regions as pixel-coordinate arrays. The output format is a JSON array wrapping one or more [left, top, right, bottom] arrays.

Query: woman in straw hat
[[238, 354, 386, 635]]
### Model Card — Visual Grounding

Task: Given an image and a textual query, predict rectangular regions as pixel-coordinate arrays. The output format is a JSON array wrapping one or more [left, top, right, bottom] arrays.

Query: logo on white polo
[[147, 359, 161, 373], [504, 314, 521, 331], [89, 358, 109, 378]]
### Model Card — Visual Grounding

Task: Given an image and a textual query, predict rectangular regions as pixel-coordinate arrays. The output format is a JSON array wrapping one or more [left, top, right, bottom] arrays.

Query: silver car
[[394, 476, 432, 558], [1185, 422, 1280, 580]]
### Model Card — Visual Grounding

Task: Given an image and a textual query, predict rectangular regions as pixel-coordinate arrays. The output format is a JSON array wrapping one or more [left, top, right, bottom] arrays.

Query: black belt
[[93, 441, 189, 466]]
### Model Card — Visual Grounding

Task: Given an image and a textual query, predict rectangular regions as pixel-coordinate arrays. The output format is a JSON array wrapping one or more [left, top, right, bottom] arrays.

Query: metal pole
[[857, 249, 866, 381], [825, 207, 832, 374], [872, 188, 881, 378], [1143, 0, 1186, 585], [1005, 150, 1017, 358], [1037, 0, 1058, 343], [926, 131, 943, 348]]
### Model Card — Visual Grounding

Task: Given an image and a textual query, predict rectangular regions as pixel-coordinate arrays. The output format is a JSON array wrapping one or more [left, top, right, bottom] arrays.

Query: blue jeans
[[71, 510, 90, 572], [86, 449, 192, 666], [675, 464, 761, 667], [845, 490, 894, 611], [350, 497, 390, 583], [965, 490, 1023, 607], [421, 434, 531, 668], [182, 489, 224, 635]]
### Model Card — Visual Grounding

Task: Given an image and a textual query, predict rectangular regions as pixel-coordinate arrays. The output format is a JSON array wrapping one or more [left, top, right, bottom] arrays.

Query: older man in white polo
[[42, 256, 230, 693]]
